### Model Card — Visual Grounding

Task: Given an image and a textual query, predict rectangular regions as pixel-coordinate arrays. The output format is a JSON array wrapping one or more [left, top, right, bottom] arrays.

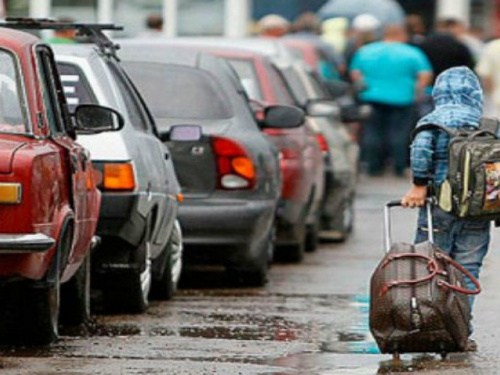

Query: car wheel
[[22, 227, 68, 345], [305, 212, 320, 252], [151, 220, 183, 300], [226, 233, 271, 287], [60, 253, 90, 326], [321, 194, 354, 243], [103, 220, 152, 314]]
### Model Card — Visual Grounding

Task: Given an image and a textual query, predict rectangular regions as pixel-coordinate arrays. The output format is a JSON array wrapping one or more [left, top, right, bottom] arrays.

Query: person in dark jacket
[[402, 67, 492, 352]]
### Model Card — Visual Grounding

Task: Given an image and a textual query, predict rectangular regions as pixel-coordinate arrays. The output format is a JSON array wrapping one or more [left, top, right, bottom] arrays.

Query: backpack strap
[[410, 123, 456, 141], [480, 117, 500, 135]]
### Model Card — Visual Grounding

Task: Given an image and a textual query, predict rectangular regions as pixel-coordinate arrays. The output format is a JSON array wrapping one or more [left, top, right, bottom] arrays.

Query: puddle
[[60, 319, 141, 337], [150, 324, 300, 341]]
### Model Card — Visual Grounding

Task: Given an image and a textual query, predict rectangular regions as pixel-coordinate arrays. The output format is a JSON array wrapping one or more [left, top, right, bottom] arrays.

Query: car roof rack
[[0, 17, 123, 59]]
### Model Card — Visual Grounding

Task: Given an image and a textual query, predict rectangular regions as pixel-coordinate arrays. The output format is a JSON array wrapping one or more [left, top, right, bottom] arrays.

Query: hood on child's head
[[417, 66, 483, 127], [432, 66, 483, 109]]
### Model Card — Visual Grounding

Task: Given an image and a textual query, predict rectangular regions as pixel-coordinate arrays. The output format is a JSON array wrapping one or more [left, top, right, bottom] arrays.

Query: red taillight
[[316, 134, 329, 153], [212, 137, 256, 190]]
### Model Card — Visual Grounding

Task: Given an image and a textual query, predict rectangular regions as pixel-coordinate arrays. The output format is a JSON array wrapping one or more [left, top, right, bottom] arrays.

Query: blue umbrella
[[317, 0, 405, 26]]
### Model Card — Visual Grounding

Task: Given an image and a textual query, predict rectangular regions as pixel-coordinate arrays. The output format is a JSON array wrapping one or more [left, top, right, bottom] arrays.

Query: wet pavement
[[1, 174, 500, 374]]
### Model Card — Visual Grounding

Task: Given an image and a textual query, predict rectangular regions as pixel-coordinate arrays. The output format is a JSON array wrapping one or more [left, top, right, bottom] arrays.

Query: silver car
[[53, 44, 183, 313]]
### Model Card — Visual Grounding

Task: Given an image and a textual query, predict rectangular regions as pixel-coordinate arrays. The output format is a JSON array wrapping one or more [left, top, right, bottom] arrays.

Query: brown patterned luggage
[[369, 200, 481, 358]]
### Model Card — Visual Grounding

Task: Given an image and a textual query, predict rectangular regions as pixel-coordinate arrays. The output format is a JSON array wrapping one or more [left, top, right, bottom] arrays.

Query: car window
[[0, 50, 28, 134], [122, 61, 233, 120], [57, 62, 97, 113], [278, 66, 310, 106], [306, 71, 328, 99], [267, 64, 295, 105], [36, 46, 69, 135], [107, 62, 151, 133], [225, 58, 263, 101]]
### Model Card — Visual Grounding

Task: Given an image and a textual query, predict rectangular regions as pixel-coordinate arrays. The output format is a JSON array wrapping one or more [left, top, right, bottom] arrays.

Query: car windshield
[[0, 50, 28, 134], [225, 58, 263, 101], [56, 62, 97, 113], [121, 61, 233, 120]]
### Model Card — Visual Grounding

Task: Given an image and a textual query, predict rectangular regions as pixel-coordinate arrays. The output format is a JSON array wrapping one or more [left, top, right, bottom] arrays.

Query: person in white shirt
[[476, 39, 500, 118]]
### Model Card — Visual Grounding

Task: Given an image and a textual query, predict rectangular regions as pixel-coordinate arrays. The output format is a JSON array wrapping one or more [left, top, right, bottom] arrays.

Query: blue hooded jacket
[[410, 66, 484, 186]]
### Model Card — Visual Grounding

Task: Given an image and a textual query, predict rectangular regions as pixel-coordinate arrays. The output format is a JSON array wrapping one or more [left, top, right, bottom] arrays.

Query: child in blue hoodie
[[401, 66, 490, 351]]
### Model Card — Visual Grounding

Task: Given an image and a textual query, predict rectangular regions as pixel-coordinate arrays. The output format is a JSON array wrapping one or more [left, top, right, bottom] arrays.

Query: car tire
[[60, 253, 90, 326], [103, 220, 152, 314], [226, 233, 271, 287], [22, 227, 68, 345], [305, 212, 320, 252], [150, 220, 183, 300], [321, 194, 354, 243]]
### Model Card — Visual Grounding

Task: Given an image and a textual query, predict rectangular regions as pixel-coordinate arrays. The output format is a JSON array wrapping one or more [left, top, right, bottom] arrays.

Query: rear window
[[0, 50, 28, 134], [56, 62, 97, 113], [122, 62, 233, 120], [226, 58, 263, 100]]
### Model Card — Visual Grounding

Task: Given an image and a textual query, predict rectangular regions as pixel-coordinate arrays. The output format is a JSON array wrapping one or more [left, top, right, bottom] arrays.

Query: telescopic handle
[[384, 199, 434, 253]]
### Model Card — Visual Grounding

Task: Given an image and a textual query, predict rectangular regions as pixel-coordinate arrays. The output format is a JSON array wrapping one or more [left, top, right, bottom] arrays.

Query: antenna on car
[[0, 17, 124, 59]]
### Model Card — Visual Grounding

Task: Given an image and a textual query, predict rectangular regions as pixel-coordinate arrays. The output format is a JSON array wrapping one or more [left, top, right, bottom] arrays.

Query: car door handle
[[164, 152, 170, 160]]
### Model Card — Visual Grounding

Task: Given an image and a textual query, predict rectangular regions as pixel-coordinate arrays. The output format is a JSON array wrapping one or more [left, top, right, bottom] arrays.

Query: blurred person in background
[[46, 16, 76, 44], [257, 14, 290, 38], [289, 12, 345, 79], [406, 14, 427, 46], [349, 24, 432, 177], [321, 17, 349, 56], [344, 13, 381, 75], [414, 17, 475, 117], [476, 37, 500, 118], [138, 13, 163, 38], [443, 17, 484, 62]]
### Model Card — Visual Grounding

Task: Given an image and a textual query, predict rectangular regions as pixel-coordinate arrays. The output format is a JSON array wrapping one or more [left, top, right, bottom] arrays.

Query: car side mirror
[[306, 99, 339, 117], [160, 124, 203, 142], [74, 104, 124, 134], [260, 105, 305, 129], [324, 80, 350, 99]]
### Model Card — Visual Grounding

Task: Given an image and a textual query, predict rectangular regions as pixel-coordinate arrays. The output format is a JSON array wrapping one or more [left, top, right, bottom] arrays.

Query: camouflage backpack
[[412, 118, 500, 220]]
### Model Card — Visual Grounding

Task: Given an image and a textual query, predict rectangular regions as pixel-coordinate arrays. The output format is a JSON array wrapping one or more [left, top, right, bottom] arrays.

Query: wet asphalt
[[1, 174, 500, 374]]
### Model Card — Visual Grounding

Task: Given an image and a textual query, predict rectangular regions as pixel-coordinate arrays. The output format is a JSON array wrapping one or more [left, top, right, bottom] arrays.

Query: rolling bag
[[369, 200, 481, 358]]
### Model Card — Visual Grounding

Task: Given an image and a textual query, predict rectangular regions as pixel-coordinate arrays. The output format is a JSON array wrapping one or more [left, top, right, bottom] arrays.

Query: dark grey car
[[118, 43, 300, 286]]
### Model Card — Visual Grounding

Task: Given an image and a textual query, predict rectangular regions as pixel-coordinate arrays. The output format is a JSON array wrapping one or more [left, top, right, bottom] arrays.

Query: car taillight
[[103, 162, 136, 191], [316, 134, 329, 153], [212, 137, 256, 190]]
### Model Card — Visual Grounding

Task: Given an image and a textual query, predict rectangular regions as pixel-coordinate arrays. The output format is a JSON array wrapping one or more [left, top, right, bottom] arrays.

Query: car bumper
[[179, 198, 276, 266], [96, 192, 145, 247], [0, 233, 55, 254]]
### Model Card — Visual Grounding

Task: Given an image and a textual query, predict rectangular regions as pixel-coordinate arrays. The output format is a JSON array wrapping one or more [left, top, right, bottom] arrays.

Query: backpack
[[411, 118, 500, 220]]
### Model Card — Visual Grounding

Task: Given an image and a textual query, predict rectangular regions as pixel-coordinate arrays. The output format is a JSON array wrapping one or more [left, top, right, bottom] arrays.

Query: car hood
[[0, 137, 27, 173]]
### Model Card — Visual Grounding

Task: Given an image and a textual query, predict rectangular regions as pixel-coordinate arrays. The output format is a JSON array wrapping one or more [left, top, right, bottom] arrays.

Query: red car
[[212, 48, 325, 260], [0, 25, 122, 344]]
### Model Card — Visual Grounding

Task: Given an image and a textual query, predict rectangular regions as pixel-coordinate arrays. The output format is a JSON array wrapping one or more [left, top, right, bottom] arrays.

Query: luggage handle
[[379, 252, 439, 296], [435, 252, 481, 295], [384, 199, 434, 253]]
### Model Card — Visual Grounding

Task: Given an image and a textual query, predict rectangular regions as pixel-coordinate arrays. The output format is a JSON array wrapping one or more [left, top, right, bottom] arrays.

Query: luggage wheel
[[392, 352, 401, 362]]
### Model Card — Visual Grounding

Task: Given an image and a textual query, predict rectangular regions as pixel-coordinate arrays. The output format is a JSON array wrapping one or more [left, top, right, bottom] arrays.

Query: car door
[[36, 45, 90, 263], [107, 62, 175, 256]]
